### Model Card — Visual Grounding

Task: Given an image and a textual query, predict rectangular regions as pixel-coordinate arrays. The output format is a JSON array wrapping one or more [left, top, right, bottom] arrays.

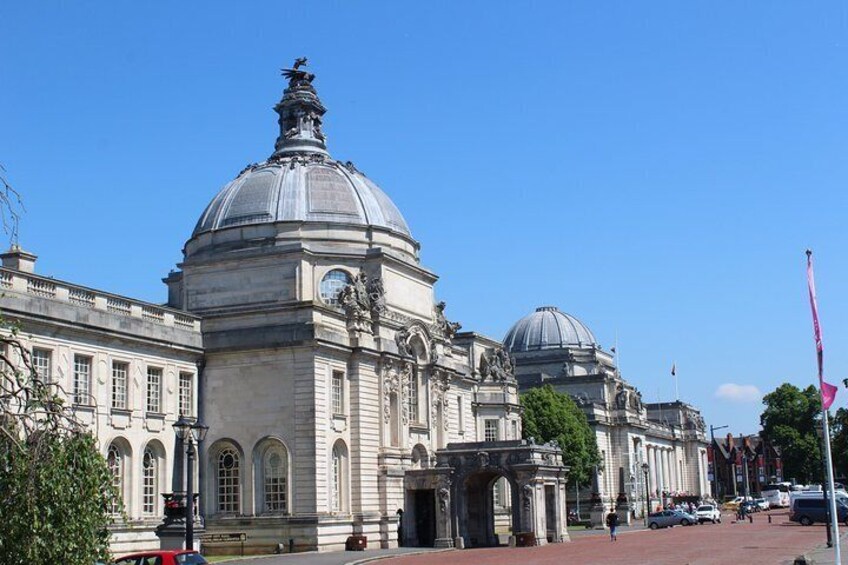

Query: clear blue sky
[[2, 2, 847, 435]]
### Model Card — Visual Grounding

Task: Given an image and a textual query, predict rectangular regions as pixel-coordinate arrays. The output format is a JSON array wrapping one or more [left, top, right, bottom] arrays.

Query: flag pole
[[806, 249, 840, 562]]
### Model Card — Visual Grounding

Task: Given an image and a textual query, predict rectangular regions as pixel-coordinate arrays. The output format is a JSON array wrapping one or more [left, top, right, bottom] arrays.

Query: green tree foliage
[[521, 385, 600, 485], [829, 405, 848, 481], [0, 321, 116, 564], [760, 383, 823, 484]]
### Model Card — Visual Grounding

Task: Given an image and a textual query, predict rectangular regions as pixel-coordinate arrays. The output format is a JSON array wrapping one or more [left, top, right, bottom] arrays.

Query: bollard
[[289, 538, 295, 553], [768, 514, 772, 524], [748, 514, 753, 524]]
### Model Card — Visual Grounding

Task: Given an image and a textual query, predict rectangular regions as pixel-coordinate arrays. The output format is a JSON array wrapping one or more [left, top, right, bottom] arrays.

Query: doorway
[[413, 489, 436, 547]]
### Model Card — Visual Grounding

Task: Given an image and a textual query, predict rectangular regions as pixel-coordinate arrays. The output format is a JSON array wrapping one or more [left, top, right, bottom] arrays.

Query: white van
[[762, 483, 790, 508]]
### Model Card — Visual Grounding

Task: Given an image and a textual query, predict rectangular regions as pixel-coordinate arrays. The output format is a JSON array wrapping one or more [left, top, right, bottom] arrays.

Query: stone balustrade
[[0, 267, 200, 332]]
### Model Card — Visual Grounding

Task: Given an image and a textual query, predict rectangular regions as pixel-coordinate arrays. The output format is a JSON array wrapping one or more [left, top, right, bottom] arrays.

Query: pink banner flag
[[807, 250, 837, 409]]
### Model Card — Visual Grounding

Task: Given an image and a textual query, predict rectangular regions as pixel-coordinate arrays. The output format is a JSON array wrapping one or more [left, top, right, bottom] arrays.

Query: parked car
[[695, 504, 722, 524], [647, 509, 698, 529], [789, 496, 848, 526], [114, 550, 208, 565], [754, 498, 770, 511]]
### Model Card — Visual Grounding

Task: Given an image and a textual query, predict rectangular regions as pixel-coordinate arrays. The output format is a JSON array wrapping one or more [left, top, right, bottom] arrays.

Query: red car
[[114, 550, 208, 565]]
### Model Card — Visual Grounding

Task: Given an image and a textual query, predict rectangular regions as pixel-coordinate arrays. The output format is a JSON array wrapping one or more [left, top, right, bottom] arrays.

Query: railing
[[1, 268, 200, 331]]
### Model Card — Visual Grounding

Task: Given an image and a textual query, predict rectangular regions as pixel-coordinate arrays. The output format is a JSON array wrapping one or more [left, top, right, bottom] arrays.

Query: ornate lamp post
[[641, 463, 650, 527], [173, 415, 209, 550]]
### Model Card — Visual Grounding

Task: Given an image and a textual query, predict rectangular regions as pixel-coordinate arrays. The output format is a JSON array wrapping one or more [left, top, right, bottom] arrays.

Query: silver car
[[647, 509, 698, 529]]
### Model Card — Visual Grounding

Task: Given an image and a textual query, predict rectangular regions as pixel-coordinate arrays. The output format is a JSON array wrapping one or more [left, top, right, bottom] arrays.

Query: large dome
[[189, 61, 411, 246], [192, 158, 410, 238], [503, 306, 597, 353]]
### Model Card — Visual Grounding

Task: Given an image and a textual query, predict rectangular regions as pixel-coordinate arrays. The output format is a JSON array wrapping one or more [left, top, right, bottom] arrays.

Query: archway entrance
[[411, 490, 436, 547], [464, 471, 515, 547]]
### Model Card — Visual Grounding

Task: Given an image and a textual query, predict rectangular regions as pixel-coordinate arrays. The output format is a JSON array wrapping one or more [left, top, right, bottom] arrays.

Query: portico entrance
[[403, 440, 570, 549]]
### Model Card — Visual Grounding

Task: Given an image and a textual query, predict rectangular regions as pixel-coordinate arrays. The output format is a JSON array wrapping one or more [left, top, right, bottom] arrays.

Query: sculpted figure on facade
[[395, 328, 412, 357], [479, 346, 515, 382], [430, 371, 451, 431], [615, 384, 628, 409], [339, 272, 385, 332], [381, 359, 400, 424], [399, 361, 413, 425], [630, 389, 643, 412], [433, 301, 461, 342]]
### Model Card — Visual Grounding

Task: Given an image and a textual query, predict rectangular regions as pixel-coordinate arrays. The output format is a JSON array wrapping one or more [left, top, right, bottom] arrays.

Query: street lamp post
[[173, 415, 209, 551], [642, 463, 650, 527], [709, 425, 728, 500]]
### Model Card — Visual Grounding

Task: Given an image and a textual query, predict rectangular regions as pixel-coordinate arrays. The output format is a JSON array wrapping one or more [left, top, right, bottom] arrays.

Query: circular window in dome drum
[[320, 270, 352, 306]]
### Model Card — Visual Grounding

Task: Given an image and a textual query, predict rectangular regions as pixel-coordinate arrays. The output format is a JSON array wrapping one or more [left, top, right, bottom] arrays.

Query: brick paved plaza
[[378, 512, 836, 565]]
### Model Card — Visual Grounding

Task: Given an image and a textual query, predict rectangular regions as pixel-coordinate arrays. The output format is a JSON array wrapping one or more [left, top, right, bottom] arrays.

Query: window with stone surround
[[263, 448, 287, 513], [331, 370, 344, 414], [73, 354, 92, 405], [112, 361, 128, 410], [142, 447, 158, 515], [179, 372, 193, 417], [484, 419, 500, 442], [217, 448, 240, 514], [107, 443, 124, 515], [408, 367, 420, 423], [320, 269, 351, 306], [146, 367, 162, 413], [32, 348, 51, 383]]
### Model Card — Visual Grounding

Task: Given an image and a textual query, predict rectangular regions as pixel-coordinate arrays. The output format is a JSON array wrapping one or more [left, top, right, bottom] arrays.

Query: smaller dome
[[503, 306, 596, 353]]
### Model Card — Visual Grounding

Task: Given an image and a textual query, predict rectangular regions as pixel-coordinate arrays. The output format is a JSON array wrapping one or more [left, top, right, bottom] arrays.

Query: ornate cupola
[[272, 58, 329, 157]]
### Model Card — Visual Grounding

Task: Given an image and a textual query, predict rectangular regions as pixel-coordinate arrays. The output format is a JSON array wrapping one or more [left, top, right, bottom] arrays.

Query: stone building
[[504, 306, 709, 523], [0, 248, 203, 552], [0, 63, 571, 555]]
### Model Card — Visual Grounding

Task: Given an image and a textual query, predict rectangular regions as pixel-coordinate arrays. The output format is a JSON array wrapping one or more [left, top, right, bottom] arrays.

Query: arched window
[[217, 448, 240, 514], [263, 447, 288, 513], [320, 270, 352, 305], [331, 441, 348, 513], [142, 447, 158, 515], [107, 444, 123, 515]]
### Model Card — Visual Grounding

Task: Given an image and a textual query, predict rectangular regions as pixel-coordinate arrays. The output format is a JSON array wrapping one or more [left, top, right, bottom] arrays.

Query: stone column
[[434, 485, 454, 548]]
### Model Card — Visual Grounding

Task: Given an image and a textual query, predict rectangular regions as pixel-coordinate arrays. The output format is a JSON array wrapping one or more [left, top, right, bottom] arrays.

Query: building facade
[[1, 62, 709, 554], [504, 306, 709, 523]]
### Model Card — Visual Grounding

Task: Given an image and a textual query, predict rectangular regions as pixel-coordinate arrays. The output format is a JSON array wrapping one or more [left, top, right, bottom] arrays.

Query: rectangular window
[[331, 371, 344, 414], [112, 361, 128, 410], [484, 419, 500, 442], [32, 348, 51, 382], [408, 368, 419, 423], [511, 420, 519, 440], [73, 355, 92, 405], [457, 395, 464, 432], [146, 367, 162, 413], [179, 372, 193, 417]]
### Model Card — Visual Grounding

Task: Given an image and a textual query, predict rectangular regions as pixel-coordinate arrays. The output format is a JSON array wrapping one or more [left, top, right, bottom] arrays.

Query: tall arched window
[[142, 447, 158, 515], [263, 447, 288, 513], [331, 441, 348, 513], [217, 448, 240, 514], [107, 444, 123, 515]]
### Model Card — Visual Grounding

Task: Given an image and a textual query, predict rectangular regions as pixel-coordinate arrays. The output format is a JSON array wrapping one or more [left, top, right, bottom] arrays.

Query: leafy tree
[[0, 171, 116, 564], [830, 406, 848, 481], [760, 383, 824, 484], [521, 385, 600, 486]]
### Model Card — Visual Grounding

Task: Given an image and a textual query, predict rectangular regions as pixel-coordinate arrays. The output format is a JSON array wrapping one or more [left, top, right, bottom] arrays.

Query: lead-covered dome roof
[[503, 306, 597, 352], [192, 157, 410, 237], [190, 60, 411, 241]]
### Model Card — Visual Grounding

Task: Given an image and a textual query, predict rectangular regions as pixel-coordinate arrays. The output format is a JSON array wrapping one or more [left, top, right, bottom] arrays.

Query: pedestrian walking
[[606, 510, 619, 541]]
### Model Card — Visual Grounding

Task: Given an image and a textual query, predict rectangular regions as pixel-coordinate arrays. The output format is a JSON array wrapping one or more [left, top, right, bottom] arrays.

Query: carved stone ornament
[[399, 362, 412, 425], [479, 346, 515, 382], [381, 360, 400, 425], [615, 384, 628, 409], [395, 328, 412, 357], [339, 272, 386, 333], [432, 301, 461, 342], [522, 484, 534, 509], [477, 451, 490, 468], [430, 372, 451, 431], [438, 487, 450, 513]]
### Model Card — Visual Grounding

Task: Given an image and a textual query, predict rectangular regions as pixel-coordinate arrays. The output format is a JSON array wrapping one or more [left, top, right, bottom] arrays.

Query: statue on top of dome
[[281, 57, 315, 86]]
